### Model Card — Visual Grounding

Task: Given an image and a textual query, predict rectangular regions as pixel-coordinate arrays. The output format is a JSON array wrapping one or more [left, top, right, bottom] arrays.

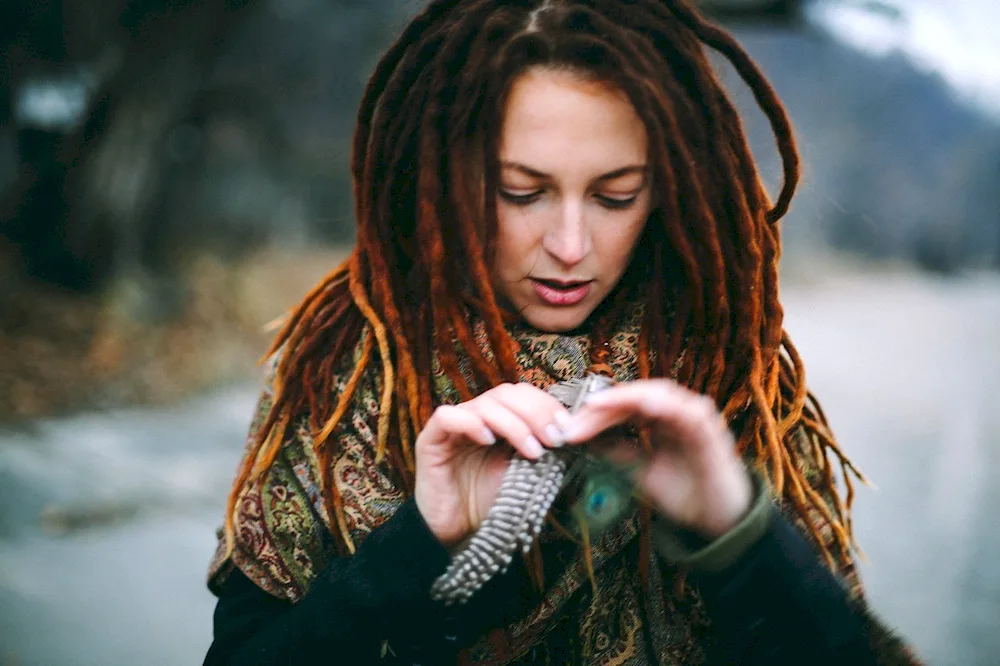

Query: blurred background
[[0, 0, 997, 663]]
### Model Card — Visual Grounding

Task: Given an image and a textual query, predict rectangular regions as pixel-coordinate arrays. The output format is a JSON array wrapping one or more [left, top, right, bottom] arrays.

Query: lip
[[530, 278, 593, 306]]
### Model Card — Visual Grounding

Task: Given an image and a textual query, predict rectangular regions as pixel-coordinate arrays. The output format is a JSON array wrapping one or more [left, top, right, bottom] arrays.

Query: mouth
[[534, 278, 592, 289], [530, 278, 594, 306]]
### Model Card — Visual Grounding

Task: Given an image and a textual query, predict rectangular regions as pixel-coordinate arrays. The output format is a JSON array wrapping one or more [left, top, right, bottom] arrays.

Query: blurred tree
[[721, 23, 1000, 273], [1, 0, 995, 307], [1, 0, 258, 310]]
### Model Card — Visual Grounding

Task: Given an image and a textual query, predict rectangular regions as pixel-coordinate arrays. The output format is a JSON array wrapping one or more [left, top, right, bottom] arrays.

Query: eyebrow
[[500, 161, 648, 182]]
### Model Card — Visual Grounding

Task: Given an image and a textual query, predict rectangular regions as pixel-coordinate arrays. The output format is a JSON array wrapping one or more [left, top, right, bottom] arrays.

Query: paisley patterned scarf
[[207, 302, 915, 664]]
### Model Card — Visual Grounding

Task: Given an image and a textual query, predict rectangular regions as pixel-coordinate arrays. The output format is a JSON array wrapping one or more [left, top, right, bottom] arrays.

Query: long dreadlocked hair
[[224, 0, 867, 572]]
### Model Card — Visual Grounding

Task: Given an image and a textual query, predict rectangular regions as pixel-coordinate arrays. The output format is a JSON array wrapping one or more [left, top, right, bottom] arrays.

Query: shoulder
[[209, 330, 406, 602]]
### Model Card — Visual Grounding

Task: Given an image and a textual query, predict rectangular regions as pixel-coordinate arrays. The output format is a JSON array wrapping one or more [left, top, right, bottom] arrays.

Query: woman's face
[[492, 68, 652, 333]]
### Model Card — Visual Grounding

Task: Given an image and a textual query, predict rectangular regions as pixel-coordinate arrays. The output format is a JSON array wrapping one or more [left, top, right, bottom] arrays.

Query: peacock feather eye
[[587, 488, 608, 515], [575, 464, 633, 536]]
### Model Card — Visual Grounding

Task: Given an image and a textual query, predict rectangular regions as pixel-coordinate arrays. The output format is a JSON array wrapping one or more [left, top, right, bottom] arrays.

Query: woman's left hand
[[558, 379, 753, 539]]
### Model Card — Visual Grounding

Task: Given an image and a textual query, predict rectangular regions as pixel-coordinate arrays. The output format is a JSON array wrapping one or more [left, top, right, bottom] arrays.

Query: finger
[[486, 383, 572, 448], [562, 381, 718, 445], [593, 383, 731, 453], [463, 394, 546, 459], [555, 382, 663, 443], [421, 405, 496, 447], [588, 432, 648, 466]]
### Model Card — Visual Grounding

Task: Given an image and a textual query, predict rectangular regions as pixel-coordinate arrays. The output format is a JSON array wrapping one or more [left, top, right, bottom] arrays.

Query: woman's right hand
[[414, 382, 571, 549]]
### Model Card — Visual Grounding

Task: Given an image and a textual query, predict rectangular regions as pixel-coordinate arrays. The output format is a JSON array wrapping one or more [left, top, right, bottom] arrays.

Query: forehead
[[499, 68, 648, 172]]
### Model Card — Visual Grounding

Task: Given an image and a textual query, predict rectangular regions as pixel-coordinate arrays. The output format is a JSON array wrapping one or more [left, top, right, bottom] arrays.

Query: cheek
[[597, 213, 648, 266], [494, 208, 542, 270]]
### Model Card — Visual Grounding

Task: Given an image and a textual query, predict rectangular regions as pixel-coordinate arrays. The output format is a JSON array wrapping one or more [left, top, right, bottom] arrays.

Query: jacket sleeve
[[653, 431, 921, 664], [690, 504, 891, 664], [204, 497, 464, 665]]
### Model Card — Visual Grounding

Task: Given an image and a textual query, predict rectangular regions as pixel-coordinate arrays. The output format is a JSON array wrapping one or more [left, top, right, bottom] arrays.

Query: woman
[[204, 1, 919, 663]]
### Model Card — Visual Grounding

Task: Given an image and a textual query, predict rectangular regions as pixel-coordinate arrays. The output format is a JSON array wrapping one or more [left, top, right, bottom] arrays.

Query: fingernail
[[560, 425, 582, 442], [524, 435, 544, 458], [545, 424, 565, 448], [481, 427, 496, 445], [554, 410, 573, 430]]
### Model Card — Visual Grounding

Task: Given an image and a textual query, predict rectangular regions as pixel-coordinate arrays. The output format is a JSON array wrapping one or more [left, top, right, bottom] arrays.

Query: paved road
[[1, 268, 997, 665], [782, 267, 1000, 665]]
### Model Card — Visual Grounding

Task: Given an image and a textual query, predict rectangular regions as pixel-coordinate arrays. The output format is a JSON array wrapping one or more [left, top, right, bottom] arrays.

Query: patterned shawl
[[207, 304, 918, 664]]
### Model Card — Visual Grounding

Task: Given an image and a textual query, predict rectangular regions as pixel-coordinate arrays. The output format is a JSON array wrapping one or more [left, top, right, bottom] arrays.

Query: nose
[[542, 199, 591, 267]]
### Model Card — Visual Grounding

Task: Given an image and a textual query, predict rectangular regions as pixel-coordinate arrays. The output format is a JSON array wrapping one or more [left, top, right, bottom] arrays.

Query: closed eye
[[498, 189, 543, 205], [595, 193, 638, 210], [498, 189, 640, 209]]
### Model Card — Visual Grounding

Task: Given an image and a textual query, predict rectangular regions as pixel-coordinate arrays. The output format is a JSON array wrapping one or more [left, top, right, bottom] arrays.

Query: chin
[[520, 305, 594, 333]]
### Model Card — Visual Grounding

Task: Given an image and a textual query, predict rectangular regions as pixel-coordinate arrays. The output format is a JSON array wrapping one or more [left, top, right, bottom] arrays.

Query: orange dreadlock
[[224, 0, 866, 570]]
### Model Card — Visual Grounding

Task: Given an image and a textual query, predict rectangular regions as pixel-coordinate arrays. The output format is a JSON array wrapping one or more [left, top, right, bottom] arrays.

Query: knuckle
[[508, 382, 531, 398], [434, 404, 458, 419], [695, 394, 715, 411], [692, 396, 715, 421], [470, 393, 496, 410], [438, 404, 474, 426], [642, 388, 669, 413], [652, 378, 677, 395], [486, 383, 514, 401], [428, 405, 455, 429], [694, 396, 720, 423]]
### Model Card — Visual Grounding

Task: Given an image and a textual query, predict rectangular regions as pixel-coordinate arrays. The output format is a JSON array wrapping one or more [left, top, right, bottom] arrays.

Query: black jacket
[[204, 496, 880, 665]]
